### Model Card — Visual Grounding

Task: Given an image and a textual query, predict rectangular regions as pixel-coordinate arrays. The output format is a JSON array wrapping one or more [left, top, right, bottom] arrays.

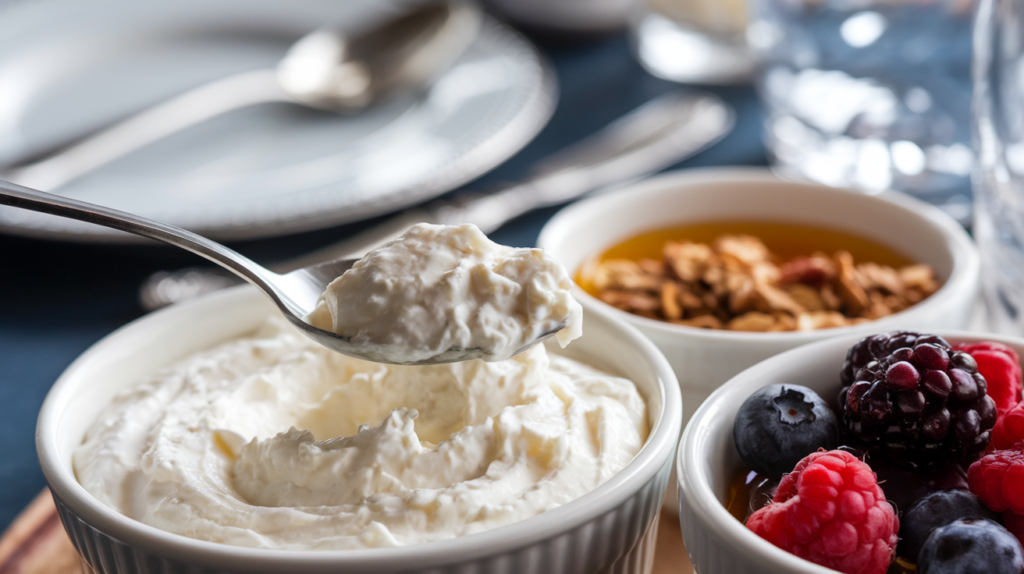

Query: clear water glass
[[631, 0, 752, 84], [974, 0, 1024, 334], [747, 0, 976, 223]]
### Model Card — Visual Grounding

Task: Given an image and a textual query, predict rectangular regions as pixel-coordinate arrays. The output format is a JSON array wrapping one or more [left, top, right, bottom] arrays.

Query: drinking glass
[[974, 0, 1024, 334], [630, 0, 751, 84], [747, 0, 976, 223]]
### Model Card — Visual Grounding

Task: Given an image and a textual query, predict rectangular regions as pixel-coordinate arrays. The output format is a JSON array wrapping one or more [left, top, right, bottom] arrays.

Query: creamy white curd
[[73, 318, 648, 550], [304, 223, 583, 364]]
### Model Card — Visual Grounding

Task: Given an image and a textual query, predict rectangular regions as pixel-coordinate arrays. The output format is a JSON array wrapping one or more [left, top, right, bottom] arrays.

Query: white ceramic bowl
[[676, 330, 1024, 574], [37, 286, 682, 574], [538, 167, 979, 426]]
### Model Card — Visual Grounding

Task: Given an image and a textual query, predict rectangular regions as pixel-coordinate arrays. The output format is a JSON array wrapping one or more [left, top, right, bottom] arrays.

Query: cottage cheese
[[304, 223, 583, 364], [73, 318, 648, 550]]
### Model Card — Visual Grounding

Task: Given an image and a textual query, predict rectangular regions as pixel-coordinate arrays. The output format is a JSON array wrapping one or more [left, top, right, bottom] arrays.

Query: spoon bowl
[[278, 2, 480, 112], [0, 179, 557, 365]]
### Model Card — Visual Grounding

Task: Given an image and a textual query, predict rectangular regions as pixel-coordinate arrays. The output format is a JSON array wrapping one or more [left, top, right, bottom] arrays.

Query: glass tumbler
[[747, 0, 976, 223], [974, 0, 1024, 334], [631, 0, 752, 84]]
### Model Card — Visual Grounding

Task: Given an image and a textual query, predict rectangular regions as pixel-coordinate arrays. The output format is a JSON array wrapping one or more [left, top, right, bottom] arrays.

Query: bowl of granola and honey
[[537, 167, 979, 425]]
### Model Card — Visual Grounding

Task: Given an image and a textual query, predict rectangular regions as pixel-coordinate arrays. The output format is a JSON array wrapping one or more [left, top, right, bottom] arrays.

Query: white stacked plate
[[0, 0, 556, 241]]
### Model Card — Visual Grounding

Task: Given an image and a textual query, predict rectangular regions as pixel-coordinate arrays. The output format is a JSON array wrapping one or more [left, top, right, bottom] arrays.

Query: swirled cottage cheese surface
[[73, 318, 648, 550], [304, 223, 583, 364]]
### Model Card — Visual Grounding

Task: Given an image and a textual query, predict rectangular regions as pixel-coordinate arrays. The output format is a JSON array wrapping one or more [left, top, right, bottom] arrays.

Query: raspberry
[[953, 342, 1023, 415], [968, 444, 1024, 514], [838, 332, 997, 468], [991, 402, 1024, 451], [746, 450, 898, 574]]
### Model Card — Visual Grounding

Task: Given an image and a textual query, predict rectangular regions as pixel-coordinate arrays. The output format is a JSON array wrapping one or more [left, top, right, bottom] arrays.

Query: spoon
[[0, 179, 561, 366], [2, 0, 481, 191]]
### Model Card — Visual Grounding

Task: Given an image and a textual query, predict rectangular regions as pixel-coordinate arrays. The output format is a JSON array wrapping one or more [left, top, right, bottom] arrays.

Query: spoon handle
[[2, 70, 286, 191], [0, 179, 278, 289], [432, 90, 735, 232]]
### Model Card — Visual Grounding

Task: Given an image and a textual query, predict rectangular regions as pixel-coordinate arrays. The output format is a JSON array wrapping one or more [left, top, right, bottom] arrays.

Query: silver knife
[[139, 89, 734, 310]]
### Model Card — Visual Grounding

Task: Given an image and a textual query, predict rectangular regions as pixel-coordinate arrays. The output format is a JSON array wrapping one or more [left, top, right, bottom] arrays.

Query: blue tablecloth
[[0, 31, 767, 530]]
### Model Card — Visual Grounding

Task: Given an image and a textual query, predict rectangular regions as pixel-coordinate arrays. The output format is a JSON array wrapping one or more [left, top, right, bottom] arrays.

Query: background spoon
[[0, 179, 562, 366], [2, 0, 481, 191], [139, 89, 735, 310]]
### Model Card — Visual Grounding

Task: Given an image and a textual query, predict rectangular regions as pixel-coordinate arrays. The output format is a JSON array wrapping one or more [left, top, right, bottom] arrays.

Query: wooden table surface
[[0, 490, 694, 574]]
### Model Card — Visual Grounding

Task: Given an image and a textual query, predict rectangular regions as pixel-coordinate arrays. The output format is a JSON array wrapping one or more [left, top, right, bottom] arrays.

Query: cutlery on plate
[[1, 0, 480, 190], [140, 88, 735, 310]]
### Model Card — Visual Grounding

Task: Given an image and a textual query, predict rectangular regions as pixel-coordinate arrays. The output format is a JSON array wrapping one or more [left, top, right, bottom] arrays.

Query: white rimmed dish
[[0, 0, 555, 242], [36, 285, 681, 574], [537, 167, 979, 426], [676, 330, 1024, 574]]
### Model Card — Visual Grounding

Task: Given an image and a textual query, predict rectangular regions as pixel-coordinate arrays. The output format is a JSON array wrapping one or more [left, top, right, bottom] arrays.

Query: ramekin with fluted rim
[[676, 330, 1024, 574], [537, 167, 979, 427], [37, 285, 681, 574]]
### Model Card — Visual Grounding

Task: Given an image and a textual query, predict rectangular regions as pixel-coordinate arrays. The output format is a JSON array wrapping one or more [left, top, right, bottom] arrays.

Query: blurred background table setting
[[3, 0, 1022, 571]]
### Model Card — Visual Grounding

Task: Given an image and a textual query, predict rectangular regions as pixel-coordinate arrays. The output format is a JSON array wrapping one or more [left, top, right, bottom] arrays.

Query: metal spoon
[[2, 0, 481, 190], [0, 179, 556, 366]]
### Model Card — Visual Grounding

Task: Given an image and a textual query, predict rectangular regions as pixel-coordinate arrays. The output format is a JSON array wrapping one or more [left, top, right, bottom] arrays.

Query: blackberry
[[840, 331, 950, 386], [839, 332, 997, 468], [866, 453, 969, 513], [733, 384, 839, 479]]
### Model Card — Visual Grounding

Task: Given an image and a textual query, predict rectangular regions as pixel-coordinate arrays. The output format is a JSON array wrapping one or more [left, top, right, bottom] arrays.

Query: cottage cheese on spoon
[[304, 223, 583, 364]]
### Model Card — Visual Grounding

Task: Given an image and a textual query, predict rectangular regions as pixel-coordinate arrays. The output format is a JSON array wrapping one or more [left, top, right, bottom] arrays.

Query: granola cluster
[[588, 235, 940, 332]]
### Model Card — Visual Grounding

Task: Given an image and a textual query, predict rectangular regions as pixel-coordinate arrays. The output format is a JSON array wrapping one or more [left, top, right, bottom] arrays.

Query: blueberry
[[733, 384, 839, 478], [918, 518, 1024, 574], [899, 490, 1001, 561]]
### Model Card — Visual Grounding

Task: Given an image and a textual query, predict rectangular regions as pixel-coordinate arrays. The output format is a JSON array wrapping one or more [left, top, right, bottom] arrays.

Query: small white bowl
[[676, 330, 1024, 574], [538, 167, 979, 426], [37, 286, 681, 574]]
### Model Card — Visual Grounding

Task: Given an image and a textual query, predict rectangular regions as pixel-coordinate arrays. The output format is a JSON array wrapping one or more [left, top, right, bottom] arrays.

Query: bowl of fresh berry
[[677, 330, 1024, 574]]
